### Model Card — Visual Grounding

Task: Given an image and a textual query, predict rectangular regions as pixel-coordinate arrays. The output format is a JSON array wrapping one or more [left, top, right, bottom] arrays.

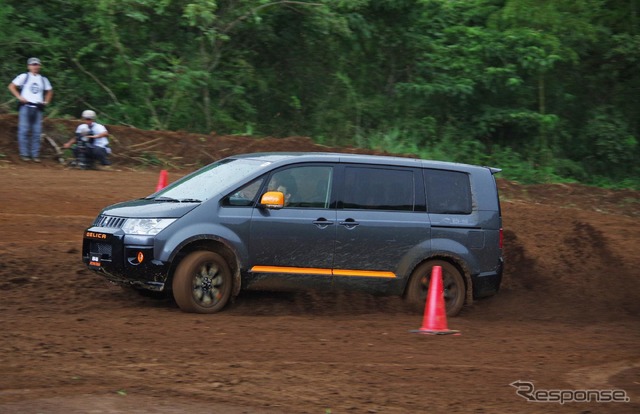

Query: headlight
[[122, 218, 176, 235]]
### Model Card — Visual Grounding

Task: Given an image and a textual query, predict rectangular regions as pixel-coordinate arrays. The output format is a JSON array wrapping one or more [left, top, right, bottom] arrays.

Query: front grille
[[91, 242, 112, 257], [94, 215, 126, 228]]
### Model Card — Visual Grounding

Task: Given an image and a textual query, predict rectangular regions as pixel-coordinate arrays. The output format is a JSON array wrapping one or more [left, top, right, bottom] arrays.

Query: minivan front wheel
[[405, 260, 466, 317], [172, 251, 232, 314]]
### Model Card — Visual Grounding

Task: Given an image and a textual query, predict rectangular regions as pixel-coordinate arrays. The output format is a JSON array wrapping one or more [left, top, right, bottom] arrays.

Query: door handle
[[339, 218, 359, 229], [313, 218, 334, 229]]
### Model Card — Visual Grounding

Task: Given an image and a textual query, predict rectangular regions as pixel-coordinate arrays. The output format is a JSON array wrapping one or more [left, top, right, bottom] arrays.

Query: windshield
[[149, 158, 271, 202]]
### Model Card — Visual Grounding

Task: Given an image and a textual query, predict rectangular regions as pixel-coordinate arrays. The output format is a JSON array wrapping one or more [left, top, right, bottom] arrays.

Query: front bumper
[[82, 229, 170, 291]]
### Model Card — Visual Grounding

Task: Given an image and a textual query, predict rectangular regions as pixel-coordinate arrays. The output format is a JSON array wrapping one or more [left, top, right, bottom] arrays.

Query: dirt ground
[[0, 114, 639, 413]]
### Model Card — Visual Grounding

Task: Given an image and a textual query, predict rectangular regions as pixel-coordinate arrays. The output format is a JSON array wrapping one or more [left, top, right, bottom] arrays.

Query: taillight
[[499, 228, 504, 249]]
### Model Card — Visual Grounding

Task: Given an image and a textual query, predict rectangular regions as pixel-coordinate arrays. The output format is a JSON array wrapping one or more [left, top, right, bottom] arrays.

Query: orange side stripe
[[332, 269, 396, 278], [250, 266, 331, 275], [250, 266, 396, 278]]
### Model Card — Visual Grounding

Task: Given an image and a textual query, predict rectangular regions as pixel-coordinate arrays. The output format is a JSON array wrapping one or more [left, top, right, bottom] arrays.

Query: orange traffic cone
[[155, 169, 168, 191], [410, 265, 460, 335]]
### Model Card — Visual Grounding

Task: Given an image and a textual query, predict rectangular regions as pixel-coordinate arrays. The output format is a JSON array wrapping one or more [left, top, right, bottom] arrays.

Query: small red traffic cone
[[410, 265, 460, 335], [155, 169, 168, 191]]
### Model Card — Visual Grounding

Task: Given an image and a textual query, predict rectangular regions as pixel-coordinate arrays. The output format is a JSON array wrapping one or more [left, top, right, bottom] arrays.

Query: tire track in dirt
[[566, 360, 640, 401]]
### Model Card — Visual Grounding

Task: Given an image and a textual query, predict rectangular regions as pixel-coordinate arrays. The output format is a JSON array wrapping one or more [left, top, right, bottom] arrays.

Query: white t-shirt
[[12, 73, 52, 104], [76, 122, 109, 148]]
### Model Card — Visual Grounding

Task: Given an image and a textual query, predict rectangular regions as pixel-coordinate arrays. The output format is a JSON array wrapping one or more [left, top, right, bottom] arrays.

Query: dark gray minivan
[[83, 153, 503, 316]]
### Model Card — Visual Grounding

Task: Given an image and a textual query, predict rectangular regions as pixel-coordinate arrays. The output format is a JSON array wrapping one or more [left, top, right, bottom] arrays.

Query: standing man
[[7, 57, 53, 162]]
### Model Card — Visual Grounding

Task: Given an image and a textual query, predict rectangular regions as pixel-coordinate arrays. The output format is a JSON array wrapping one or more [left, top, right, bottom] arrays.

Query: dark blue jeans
[[17, 105, 43, 158], [73, 144, 110, 167]]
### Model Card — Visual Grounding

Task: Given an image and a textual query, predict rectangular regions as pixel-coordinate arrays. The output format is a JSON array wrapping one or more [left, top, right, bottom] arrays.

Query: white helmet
[[81, 110, 96, 120]]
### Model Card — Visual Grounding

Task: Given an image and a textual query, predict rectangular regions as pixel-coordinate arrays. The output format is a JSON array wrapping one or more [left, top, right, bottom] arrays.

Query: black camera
[[75, 133, 93, 170]]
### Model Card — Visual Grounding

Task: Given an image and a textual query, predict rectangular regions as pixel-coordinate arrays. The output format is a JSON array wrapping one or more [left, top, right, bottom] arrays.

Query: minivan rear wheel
[[172, 251, 232, 313], [405, 260, 466, 317]]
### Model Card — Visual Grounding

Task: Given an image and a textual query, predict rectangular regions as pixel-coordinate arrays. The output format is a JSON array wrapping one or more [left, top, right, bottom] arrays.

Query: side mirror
[[259, 191, 285, 209]]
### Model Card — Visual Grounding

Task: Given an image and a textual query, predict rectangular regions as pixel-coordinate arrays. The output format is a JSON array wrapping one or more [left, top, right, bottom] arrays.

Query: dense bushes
[[1, 0, 638, 188]]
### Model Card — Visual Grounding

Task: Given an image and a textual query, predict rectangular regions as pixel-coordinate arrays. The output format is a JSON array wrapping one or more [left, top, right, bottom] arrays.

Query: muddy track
[[1, 115, 639, 413]]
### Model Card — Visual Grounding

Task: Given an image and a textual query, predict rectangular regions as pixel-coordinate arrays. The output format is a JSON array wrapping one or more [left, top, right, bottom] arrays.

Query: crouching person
[[63, 110, 111, 169]]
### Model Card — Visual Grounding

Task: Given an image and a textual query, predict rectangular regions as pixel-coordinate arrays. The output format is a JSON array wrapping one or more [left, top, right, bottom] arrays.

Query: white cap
[[27, 57, 41, 65], [82, 110, 96, 119]]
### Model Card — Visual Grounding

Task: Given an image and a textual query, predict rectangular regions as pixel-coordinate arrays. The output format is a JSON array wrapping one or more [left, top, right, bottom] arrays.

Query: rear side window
[[342, 167, 415, 211], [424, 169, 472, 214]]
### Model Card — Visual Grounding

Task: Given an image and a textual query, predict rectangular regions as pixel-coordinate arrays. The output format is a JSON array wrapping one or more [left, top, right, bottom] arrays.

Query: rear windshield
[[424, 169, 472, 214]]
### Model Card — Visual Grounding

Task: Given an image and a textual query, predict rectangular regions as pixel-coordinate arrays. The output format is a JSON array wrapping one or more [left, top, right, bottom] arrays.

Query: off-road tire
[[405, 260, 466, 317], [172, 251, 233, 314]]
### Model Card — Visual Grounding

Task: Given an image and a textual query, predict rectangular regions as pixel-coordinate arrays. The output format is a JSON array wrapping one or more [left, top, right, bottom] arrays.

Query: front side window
[[424, 169, 472, 214], [224, 177, 266, 206], [267, 165, 333, 208], [341, 167, 415, 211]]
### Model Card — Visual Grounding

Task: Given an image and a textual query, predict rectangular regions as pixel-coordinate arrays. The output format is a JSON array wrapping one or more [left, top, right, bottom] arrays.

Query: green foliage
[[582, 106, 639, 180], [140, 152, 163, 166], [1, 0, 638, 188]]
